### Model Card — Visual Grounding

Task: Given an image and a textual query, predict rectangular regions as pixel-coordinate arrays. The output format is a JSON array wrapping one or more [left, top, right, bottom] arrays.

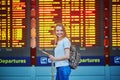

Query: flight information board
[[38, 0, 98, 48], [0, 0, 30, 66], [110, 0, 120, 65], [37, 0, 104, 66]]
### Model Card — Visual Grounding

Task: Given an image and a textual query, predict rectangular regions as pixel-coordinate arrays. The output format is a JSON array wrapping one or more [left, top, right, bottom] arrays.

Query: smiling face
[[54, 23, 66, 42], [55, 26, 64, 39]]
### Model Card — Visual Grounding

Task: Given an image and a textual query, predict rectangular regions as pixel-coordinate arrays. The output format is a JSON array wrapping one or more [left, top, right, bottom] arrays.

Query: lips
[[57, 33, 63, 37]]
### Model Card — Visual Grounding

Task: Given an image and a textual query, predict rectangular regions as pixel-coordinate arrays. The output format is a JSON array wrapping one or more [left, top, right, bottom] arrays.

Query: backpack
[[69, 45, 81, 69]]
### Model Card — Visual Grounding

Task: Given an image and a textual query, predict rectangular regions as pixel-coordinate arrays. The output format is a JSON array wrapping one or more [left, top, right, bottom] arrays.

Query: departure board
[[110, 0, 120, 55], [37, 0, 104, 66], [110, 0, 120, 65], [112, 0, 120, 47], [38, 0, 103, 55], [0, 0, 105, 66], [0, 0, 26, 48], [38, 0, 102, 48], [0, 0, 30, 57]]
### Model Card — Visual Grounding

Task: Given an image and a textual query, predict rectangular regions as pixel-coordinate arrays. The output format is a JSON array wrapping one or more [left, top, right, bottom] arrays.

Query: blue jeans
[[56, 66, 71, 80]]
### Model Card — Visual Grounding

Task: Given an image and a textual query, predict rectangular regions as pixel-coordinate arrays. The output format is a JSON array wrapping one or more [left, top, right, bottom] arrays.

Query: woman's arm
[[49, 48, 70, 61]]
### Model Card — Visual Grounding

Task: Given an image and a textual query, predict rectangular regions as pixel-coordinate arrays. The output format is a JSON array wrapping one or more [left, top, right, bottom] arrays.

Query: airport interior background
[[0, 0, 120, 80]]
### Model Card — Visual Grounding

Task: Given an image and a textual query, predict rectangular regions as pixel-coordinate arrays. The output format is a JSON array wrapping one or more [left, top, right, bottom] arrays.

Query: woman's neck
[[58, 36, 65, 41]]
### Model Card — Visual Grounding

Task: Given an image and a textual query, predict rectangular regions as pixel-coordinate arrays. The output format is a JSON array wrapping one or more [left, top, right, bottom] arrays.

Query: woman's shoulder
[[63, 37, 70, 44], [62, 37, 71, 47], [63, 37, 69, 41]]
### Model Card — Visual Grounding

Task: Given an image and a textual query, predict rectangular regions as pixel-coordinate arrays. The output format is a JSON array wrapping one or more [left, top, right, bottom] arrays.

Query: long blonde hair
[[53, 23, 67, 44]]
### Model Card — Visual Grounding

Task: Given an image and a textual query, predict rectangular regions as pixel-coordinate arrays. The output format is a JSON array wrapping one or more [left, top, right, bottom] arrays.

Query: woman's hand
[[49, 55, 56, 61]]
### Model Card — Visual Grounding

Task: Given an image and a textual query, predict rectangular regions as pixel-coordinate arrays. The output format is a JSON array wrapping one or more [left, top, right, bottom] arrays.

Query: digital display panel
[[0, 0, 27, 48], [110, 0, 120, 65], [38, 0, 97, 48], [112, 0, 120, 48], [37, 0, 104, 66], [0, 0, 105, 66], [0, 0, 30, 66], [110, 0, 120, 56], [38, 0, 103, 51]]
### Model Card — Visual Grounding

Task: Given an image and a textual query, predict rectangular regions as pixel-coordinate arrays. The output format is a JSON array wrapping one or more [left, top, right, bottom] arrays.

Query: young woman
[[49, 23, 71, 80]]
